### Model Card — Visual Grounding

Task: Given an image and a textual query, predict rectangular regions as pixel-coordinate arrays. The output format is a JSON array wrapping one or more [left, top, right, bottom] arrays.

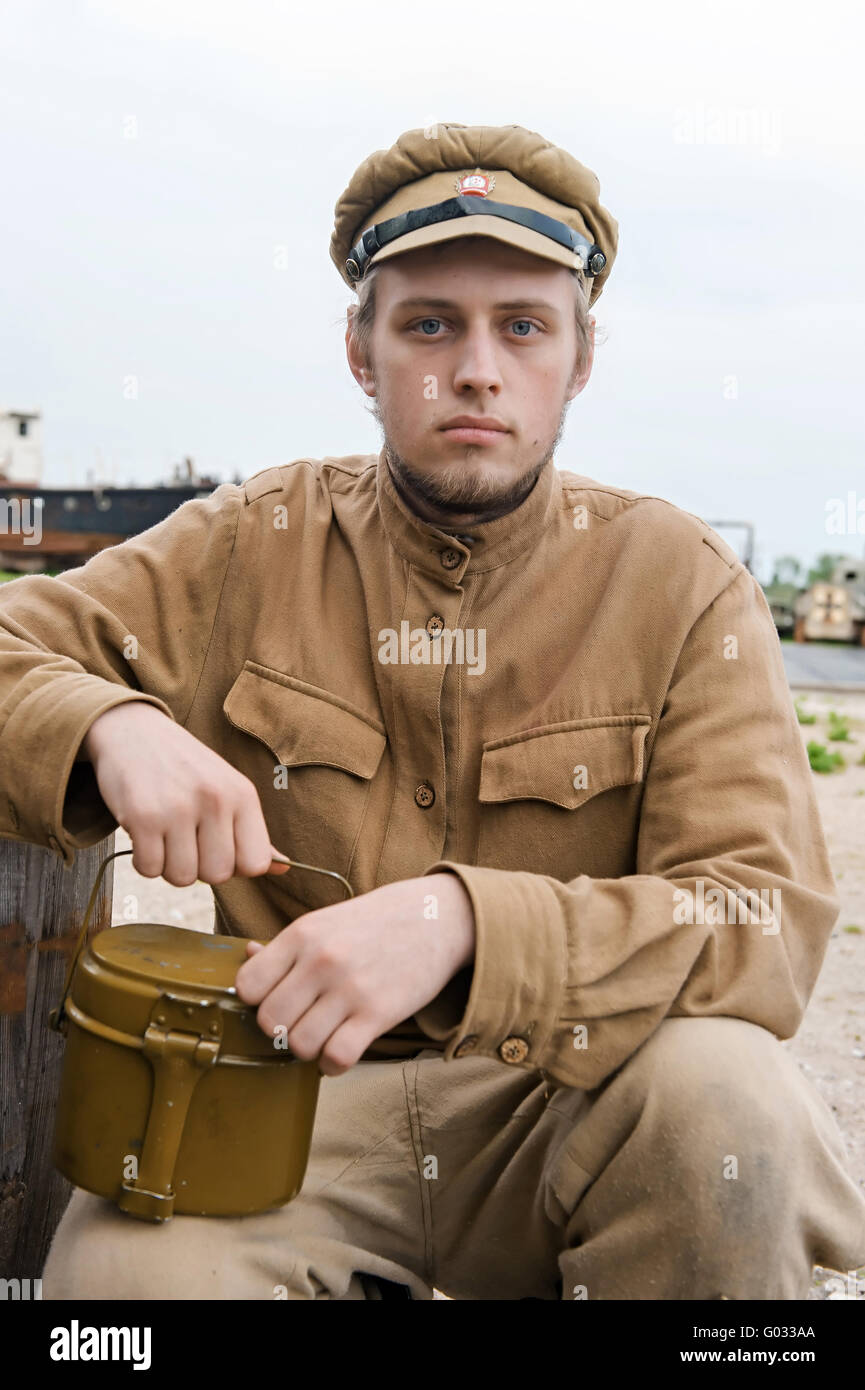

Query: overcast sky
[[1, 0, 863, 581]]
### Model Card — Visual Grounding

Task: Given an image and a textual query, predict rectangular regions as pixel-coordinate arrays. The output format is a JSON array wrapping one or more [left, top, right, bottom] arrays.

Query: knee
[[42, 1189, 243, 1300], [607, 1017, 810, 1185], [550, 1017, 860, 1291]]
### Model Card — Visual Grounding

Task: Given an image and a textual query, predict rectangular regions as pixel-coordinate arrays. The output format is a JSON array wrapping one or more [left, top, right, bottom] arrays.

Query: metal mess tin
[[48, 847, 353, 1222]]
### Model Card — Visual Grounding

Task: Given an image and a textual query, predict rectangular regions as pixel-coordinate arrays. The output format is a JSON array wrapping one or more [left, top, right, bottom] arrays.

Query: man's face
[[345, 237, 594, 524]]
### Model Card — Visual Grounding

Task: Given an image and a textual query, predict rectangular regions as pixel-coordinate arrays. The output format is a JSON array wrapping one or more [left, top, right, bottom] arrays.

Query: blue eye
[[410, 316, 539, 338]]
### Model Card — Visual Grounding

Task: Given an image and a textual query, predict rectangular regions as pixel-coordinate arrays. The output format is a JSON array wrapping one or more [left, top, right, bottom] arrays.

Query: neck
[[385, 449, 545, 532]]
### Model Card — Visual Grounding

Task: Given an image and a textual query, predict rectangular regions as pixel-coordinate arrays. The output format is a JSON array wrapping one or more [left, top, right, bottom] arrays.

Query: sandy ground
[[782, 689, 865, 1184], [781, 689, 865, 1296], [110, 691, 865, 1297]]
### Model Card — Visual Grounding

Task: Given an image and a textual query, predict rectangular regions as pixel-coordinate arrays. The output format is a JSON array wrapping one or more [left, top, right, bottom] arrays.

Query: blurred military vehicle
[[792, 555, 865, 645]]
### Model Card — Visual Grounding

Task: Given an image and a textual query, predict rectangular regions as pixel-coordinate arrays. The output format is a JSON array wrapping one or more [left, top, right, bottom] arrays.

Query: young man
[[2, 123, 864, 1300]]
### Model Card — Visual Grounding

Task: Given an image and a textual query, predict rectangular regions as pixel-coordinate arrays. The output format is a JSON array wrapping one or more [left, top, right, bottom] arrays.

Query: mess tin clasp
[[118, 993, 223, 1221]]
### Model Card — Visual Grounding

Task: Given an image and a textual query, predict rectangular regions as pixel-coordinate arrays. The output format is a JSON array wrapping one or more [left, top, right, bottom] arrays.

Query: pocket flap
[[223, 662, 387, 779], [479, 716, 651, 810]]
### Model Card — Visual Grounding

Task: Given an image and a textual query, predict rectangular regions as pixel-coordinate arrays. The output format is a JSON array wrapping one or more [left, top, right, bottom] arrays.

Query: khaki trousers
[[43, 1017, 865, 1300]]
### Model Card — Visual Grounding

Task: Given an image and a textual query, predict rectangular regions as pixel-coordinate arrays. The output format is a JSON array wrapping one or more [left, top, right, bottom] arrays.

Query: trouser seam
[[402, 1058, 435, 1288]]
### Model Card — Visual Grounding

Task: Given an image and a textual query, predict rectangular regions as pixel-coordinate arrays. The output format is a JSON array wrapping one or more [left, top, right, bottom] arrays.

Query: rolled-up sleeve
[[414, 566, 840, 1088], [0, 484, 243, 865]]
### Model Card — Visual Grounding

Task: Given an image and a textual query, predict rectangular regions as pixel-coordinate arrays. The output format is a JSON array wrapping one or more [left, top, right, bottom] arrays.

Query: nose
[[451, 323, 504, 396]]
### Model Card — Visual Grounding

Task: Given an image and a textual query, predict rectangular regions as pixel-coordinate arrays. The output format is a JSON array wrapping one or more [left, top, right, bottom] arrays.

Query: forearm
[[415, 856, 837, 1088]]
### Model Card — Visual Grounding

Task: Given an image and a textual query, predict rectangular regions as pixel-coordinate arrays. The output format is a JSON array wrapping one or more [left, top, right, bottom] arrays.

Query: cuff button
[[453, 1034, 479, 1058], [498, 1036, 529, 1064]]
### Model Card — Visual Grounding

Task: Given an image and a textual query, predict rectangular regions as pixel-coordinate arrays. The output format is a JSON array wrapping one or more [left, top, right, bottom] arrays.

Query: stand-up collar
[[376, 444, 561, 580]]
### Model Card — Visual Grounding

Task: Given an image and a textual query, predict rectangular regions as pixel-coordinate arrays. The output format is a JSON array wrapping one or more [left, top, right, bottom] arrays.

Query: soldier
[[2, 122, 864, 1299]]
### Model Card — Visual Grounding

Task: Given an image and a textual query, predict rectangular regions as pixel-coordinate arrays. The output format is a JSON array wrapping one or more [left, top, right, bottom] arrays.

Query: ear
[[566, 317, 595, 401], [345, 307, 376, 397]]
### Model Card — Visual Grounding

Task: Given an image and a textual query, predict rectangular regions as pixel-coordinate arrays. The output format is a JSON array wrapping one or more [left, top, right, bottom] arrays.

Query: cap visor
[[367, 214, 584, 274]]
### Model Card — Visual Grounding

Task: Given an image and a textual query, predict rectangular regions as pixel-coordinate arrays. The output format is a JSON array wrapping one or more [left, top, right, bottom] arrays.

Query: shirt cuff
[[1, 682, 175, 867], [414, 860, 567, 1069]]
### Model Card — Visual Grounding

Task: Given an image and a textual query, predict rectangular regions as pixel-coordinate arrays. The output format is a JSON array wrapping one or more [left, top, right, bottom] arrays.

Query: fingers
[[195, 806, 238, 885], [235, 928, 300, 1004], [128, 817, 166, 879], [236, 930, 376, 1074], [231, 785, 279, 878], [235, 931, 360, 1065], [316, 1018, 373, 1076], [132, 821, 281, 887], [279, 995, 353, 1066], [132, 792, 276, 887], [161, 820, 203, 887], [256, 967, 324, 1049]]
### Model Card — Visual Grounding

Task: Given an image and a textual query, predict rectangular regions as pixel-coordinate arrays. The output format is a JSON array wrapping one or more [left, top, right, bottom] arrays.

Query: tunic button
[[425, 614, 445, 637], [498, 1036, 530, 1064], [414, 783, 435, 809], [440, 548, 463, 570], [454, 1035, 478, 1057]]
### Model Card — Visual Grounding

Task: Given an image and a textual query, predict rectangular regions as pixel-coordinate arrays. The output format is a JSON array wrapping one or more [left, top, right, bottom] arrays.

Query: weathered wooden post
[[0, 834, 115, 1281]]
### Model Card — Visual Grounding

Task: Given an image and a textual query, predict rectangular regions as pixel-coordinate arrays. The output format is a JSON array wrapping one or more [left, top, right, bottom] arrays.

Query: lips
[[440, 416, 510, 445], [441, 416, 508, 432]]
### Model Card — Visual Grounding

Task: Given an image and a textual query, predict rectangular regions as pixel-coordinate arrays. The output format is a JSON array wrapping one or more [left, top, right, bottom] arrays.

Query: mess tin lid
[[69, 923, 288, 1060]]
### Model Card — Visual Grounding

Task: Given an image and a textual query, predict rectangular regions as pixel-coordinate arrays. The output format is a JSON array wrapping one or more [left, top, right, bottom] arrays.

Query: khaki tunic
[[0, 448, 840, 1087]]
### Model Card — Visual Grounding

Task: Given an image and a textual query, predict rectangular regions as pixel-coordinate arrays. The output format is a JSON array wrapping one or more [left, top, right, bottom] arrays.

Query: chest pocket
[[476, 715, 651, 880], [223, 661, 386, 909]]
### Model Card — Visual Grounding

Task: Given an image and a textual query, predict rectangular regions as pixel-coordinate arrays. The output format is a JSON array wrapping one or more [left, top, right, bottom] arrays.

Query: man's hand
[[81, 702, 286, 885], [234, 872, 476, 1077]]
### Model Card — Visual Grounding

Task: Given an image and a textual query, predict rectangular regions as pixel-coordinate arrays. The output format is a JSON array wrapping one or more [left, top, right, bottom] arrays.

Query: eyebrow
[[391, 296, 562, 314]]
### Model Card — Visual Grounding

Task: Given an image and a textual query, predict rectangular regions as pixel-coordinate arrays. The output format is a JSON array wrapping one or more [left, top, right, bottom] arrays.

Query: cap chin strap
[[345, 194, 606, 281]]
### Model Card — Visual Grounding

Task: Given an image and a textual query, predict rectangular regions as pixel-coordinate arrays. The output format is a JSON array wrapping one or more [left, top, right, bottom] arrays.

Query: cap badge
[[454, 170, 496, 197]]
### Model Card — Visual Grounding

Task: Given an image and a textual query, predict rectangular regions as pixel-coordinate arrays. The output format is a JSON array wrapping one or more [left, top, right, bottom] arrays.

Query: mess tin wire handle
[[48, 845, 354, 1034]]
